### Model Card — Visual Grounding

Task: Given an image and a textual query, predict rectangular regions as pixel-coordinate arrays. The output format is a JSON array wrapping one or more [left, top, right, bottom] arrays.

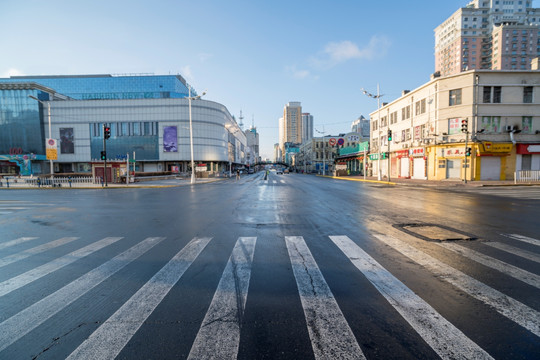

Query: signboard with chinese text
[[46, 138, 57, 160], [448, 118, 461, 135], [441, 147, 465, 157]]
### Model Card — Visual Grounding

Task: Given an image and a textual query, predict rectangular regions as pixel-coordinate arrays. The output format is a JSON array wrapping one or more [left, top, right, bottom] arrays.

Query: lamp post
[[361, 86, 384, 180], [29, 95, 53, 178], [315, 127, 326, 176], [186, 86, 206, 184]]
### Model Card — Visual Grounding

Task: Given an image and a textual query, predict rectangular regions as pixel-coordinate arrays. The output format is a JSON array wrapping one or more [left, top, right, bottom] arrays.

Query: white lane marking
[[486, 242, 540, 263], [0, 237, 165, 352], [285, 236, 366, 360], [188, 237, 257, 360], [439, 242, 540, 289], [0, 237, 123, 297], [0, 237, 38, 251], [280, 180, 285, 183], [0, 237, 79, 268], [374, 234, 540, 337], [273, 180, 277, 184], [504, 234, 540, 247], [67, 237, 212, 360], [0, 207, 27, 210], [330, 236, 494, 360]]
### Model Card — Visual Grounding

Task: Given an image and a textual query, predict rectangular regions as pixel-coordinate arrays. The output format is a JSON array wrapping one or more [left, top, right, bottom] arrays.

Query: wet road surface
[[0, 172, 538, 359]]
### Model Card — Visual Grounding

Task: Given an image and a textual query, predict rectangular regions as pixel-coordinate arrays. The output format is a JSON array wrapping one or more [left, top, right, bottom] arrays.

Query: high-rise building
[[434, 0, 540, 76], [245, 126, 259, 164], [301, 113, 314, 143], [351, 115, 370, 139], [281, 102, 302, 158]]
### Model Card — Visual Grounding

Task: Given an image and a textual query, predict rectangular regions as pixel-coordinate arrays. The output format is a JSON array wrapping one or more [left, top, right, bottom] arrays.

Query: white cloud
[[198, 53, 213, 62], [285, 65, 319, 81], [180, 65, 193, 82], [1, 68, 25, 78], [310, 35, 391, 69]]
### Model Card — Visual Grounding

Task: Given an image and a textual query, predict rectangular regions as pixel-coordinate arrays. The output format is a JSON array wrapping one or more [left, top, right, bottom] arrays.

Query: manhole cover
[[395, 223, 477, 242]]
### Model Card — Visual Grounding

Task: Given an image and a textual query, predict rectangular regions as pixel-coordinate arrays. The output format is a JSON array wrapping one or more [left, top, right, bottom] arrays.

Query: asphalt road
[[0, 172, 538, 359]]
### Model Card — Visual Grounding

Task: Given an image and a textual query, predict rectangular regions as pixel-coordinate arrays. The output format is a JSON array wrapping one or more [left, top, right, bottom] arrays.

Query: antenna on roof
[[238, 110, 244, 130]]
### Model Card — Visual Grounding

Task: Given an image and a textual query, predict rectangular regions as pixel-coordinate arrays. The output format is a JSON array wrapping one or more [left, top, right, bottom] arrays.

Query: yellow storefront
[[474, 142, 513, 181]]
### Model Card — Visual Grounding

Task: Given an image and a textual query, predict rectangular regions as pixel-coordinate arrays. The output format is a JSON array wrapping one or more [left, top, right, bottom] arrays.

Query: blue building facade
[[0, 74, 246, 177], [0, 74, 192, 100]]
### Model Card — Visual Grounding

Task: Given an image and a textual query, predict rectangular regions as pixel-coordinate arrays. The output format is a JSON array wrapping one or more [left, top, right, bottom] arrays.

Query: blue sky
[[2, 0, 538, 159]]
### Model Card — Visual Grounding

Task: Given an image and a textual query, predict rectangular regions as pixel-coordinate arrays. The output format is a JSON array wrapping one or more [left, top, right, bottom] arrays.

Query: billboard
[[163, 126, 178, 152], [60, 128, 74, 154]]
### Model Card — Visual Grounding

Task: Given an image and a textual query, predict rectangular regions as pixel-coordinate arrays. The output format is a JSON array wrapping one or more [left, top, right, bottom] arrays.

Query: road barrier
[[514, 170, 540, 183], [0, 176, 101, 188]]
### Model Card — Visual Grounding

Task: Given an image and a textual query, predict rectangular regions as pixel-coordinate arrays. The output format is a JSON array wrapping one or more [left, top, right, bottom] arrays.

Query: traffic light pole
[[464, 130, 469, 184], [387, 129, 391, 182], [103, 124, 108, 187]]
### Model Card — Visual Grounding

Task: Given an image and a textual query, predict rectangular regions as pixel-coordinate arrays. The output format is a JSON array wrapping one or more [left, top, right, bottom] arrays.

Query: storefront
[[411, 148, 427, 180], [476, 142, 513, 180], [516, 143, 540, 171], [395, 150, 410, 178], [438, 146, 469, 180]]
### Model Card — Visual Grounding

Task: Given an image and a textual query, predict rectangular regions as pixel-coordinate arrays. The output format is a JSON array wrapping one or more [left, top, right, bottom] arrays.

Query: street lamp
[[361, 85, 384, 180], [28, 95, 53, 178], [186, 86, 206, 184], [315, 127, 326, 176]]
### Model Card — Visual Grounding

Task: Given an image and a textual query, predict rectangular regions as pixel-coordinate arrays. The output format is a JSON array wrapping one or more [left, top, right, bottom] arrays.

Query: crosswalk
[[0, 231, 538, 358], [459, 186, 540, 200], [0, 200, 49, 215]]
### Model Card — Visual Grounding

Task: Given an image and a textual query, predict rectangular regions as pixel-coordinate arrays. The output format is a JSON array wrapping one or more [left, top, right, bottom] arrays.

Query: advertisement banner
[[163, 126, 178, 152], [60, 128, 74, 154]]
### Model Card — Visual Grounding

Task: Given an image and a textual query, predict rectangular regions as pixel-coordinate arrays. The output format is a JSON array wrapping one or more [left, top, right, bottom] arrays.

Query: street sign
[[46, 138, 57, 160], [337, 138, 345, 146], [329, 138, 337, 146]]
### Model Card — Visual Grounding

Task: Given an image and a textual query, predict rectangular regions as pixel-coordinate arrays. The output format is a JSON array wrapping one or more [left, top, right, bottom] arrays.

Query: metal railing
[[515, 170, 540, 183], [0, 176, 101, 188]]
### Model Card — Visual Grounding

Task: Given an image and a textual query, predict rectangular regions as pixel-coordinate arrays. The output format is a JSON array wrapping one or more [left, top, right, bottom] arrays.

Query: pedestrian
[[236, 169, 240, 180]]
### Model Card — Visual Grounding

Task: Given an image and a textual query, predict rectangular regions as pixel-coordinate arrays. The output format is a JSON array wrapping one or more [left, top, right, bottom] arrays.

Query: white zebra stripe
[[0, 237, 165, 352], [0, 237, 38, 251], [0, 237, 79, 268], [67, 237, 211, 360], [330, 235, 494, 360], [285, 236, 366, 360], [374, 234, 540, 337], [504, 234, 540, 247], [485, 242, 540, 263], [0, 237, 123, 297], [439, 242, 540, 289], [188, 237, 257, 359]]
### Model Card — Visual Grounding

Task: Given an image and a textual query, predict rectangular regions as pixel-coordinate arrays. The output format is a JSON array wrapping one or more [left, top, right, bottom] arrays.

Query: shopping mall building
[[0, 74, 247, 178]]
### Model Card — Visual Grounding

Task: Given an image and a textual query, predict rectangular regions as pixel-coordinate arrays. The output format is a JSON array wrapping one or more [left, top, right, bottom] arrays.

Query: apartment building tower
[[435, 0, 540, 76], [302, 113, 314, 143], [281, 102, 302, 159]]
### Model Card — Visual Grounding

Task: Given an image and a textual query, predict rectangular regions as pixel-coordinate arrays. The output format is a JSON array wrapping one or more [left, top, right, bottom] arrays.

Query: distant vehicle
[[284, 168, 289, 174], [248, 168, 254, 174], [276, 169, 284, 174]]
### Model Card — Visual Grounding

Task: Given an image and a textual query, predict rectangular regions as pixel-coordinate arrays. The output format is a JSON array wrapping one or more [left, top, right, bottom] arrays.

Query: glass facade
[[0, 74, 192, 100], [90, 122, 159, 160], [0, 88, 48, 154]]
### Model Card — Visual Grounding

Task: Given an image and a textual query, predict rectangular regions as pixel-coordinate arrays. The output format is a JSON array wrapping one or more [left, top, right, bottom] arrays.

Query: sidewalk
[[319, 174, 540, 188]]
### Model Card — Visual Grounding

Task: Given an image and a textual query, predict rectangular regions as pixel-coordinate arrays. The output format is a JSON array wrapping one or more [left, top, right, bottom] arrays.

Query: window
[[449, 89, 462, 106], [523, 86, 533, 103], [522, 116, 532, 133], [480, 116, 502, 133], [493, 86, 502, 103], [483, 86, 492, 103]]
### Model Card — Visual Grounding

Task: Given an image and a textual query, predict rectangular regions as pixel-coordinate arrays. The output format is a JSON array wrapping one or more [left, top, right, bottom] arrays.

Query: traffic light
[[100, 151, 106, 160], [387, 129, 392, 141], [104, 126, 111, 140], [465, 147, 472, 157], [461, 119, 468, 133]]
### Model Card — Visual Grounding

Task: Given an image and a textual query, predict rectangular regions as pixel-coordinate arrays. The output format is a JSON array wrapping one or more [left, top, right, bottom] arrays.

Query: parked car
[[276, 169, 284, 174]]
